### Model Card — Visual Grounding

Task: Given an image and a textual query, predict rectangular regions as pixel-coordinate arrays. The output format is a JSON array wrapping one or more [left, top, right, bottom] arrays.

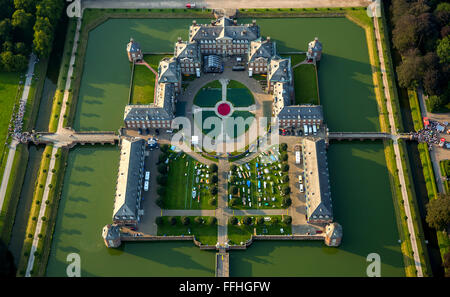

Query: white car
[[299, 184, 304, 193], [144, 181, 149, 191], [145, 171, 150, 181]]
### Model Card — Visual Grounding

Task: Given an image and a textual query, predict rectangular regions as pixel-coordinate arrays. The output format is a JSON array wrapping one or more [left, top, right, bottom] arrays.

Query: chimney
[[234, 19, 237, 25], [315, 37, 319, 41], [211, 20, 215, 25], [252, 19, 256, 26], [241, 30, 246, 36], [177, 37, 182, 43], [193, 20, 197, 25], [267, 36, 271, 42]]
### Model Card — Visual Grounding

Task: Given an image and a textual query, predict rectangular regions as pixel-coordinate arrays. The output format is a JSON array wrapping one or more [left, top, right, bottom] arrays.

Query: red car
[[186, 3, 196, 8]]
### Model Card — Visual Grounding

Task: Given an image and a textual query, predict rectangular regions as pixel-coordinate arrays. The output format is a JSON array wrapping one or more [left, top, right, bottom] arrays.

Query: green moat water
[[45, 17, 403, 276]]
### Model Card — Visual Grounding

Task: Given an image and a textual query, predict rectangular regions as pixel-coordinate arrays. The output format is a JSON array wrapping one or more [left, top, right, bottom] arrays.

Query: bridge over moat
[[327, 132, 413, 142], [26, 128, 119, 148]]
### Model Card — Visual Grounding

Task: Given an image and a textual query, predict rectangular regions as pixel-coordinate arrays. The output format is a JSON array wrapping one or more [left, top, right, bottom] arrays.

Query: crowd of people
[[411, 120, 447, 151]]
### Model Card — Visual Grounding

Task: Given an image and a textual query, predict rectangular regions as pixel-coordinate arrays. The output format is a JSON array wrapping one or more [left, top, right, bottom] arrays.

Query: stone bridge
[[30, 129, 119, 148], [327, 132, 412, 141]]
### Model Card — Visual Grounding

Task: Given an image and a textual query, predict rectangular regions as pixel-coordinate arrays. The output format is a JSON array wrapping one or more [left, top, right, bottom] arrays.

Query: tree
[[14, 0, 37, 13], [230, 175, 236, 183], [396, 49, 425, 88], [0, 51, 14, 72], [392, 14, 418, 53], [0, 19, 12, 44], [169, 216, 177, 225], [181, 216, 190, 226], [157, 175, 167, 185], [282, 186, 291, 195], [443, 251, 450, 277], [282, 215, 292, 224], [14, 42, 28, 55], [282, 163, 289, 172], [208, 216, 217, 225], [230, 198, 238, 207], [242, 216, 252, 225], [282, 197, 292, 208], [229, 216, 238, 225], [256, 217, 264, 225], [281, 153, 288, 162], [437, 36, 450, 64], [271, 216, 279, 224], [194, 216, 203, 224], [209, 163, 218, 173], [33, 29, 52, 58], [426, 194, 450, 231], [211, 174, 218, 184], [155, 216, 163, 226], [428, 95, 444, 113], [155, 197, 165, 208], [282, 175, 289, 183], [210, 186, 218, 195], [160, 144, 170, 153], [230, 164, 237, 172], [11, 9, 33, 30], [435, 2, 450, 27], [157, 163, 167, 174], [208, 198, 216, 206], [230, 186, 238, 195], [158, 153, 168, 163], [2, 40, 13, 52], [280, 143, 287, 152], [157, 187, 165, 196]]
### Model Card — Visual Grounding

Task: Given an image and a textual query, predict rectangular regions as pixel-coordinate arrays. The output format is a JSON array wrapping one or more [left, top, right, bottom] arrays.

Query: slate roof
[[174, 41, 201, 63], [158, 57, 181, 84], [189, 17, 260, 43], [124, 83, 175, 121], [268, 56, 292, 83], [126, 38, 141, 53], [302, 138, 333, 222], [102, 224, 120, 241], [308, 37, 322, 52], [277, 105, 323, 120], [113, 138, 145, 221], [325, 222, 342, 239], [248, 38, 276, 62]]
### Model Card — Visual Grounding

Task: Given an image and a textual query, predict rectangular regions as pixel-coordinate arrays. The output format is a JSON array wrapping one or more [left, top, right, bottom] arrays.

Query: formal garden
[[156, 215, 218, 246], [227, 215, 293, 245]]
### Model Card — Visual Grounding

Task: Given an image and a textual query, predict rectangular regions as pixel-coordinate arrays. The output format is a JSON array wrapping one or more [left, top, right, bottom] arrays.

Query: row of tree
[[0, 0, 65, 72], [228, 215, 292, 226], [391, 0, 449, 111]]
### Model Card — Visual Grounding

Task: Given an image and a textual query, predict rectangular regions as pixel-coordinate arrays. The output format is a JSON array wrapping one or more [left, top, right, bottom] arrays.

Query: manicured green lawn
[[157, 216, 218, 246], [227, 80, 254, 107], [0, 71, 21, 183], [162, 152, 216, 209], [288, 53, 306, 67], [131, 54, 170, 105], [228, 151, 289, 209], [293, 63, 319, 105], [227, 215, 292, 245], [193, 89, 222, 107], [440, 160, 450, 193]]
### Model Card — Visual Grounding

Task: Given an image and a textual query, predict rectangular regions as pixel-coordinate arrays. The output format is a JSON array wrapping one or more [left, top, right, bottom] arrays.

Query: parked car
[[186, 3, 196, 8], [145, 171, 150, 181], [144, 181, 149, 191]]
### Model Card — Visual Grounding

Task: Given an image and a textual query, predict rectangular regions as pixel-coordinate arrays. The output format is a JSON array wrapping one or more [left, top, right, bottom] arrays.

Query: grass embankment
[[293, 64, 319, 105], [227, 215, 292, 245], [44, 19, 77, 131], [16, 145, 53, 276], [157, 216, 218, 246], [0, 57, 49, 244], [31, 148, 68, 276], [408, 88, 450, 275], [439, 160, 449, 193], [347, 8, 430, 276]]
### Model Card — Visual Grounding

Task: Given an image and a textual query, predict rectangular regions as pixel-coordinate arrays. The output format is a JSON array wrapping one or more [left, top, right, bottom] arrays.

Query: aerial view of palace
[[0, 0, 449, 279]]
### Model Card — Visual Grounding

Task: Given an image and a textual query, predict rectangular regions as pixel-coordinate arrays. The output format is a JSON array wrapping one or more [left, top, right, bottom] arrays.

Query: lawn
[[228, 149, 290, 209], [227, 80, 255, 107], [293, 63, 319, 105], [131, 54, 170, 105], [162, 152, 217, 210], [440, 160, 450, 193], [0, 71, 21, 180], [227, 215, 292, 245], [157, 216, 218, 246], [288, 53, 306, 67]]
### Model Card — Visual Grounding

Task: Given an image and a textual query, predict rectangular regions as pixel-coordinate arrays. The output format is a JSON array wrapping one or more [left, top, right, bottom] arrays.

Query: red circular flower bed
[[217, 102, 231, 116]]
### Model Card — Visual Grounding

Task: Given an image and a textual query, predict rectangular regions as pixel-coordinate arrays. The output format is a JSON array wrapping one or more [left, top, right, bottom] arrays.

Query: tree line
[[0, 0, 65, 72], [390, 0, 449, 112]]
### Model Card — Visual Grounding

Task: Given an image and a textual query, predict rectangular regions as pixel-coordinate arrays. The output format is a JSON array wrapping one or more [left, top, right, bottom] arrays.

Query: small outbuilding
[[307, 37, 322, 61], [324, 222, 343, 247], [102, 224, 122, 248], [126, 38, 143, 62]]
